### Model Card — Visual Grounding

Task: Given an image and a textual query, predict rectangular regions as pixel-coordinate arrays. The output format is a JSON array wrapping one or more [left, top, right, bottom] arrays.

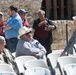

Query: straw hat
[[18, 26, 32, 39]]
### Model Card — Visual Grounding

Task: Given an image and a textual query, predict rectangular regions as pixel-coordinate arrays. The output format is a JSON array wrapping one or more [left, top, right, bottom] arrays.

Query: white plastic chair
[[23, 67, 51, 75], [24, 60, 49, 70], [14, 56, 37, 73], [47, 52, 61, 75], [0, 64, 14, 72], [12, 52, 16, 58], [43, 55, 47, 64], [63, 63, 76, 75], [47, 52, 61, 68], [57, 56, 76, 75]]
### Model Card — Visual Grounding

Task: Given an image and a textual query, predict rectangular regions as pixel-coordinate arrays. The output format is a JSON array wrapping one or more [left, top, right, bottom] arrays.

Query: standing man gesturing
[[33, 10, 56, 55], [3, 5, 22, 53]]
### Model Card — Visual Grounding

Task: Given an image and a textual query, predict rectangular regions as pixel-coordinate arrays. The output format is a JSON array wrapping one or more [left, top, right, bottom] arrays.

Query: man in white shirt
[[16, 26, 47, 59]]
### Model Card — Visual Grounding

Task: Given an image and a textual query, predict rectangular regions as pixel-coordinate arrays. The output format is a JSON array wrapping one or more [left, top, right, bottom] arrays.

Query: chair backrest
[[52, 49, 63, 53], [14, 56, 37, 73], [0, 64, 14, 72], [12, 52, 16, 58], [63, 63, 76, 75], [24, 60, 49, 70], [47, 52, 61, 68], [24, 67, 51, 75], [57, 56, 76, 75], [43, 55, 47, 64]]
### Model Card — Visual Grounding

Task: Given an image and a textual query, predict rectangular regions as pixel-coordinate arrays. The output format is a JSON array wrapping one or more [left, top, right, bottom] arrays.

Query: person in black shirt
[[33, 9, 56, 55]]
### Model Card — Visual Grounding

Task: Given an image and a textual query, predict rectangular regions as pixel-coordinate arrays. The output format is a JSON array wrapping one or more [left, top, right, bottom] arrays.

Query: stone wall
[[0, 0, 42, 24], [0, 0, 75, 50], [52, 20, 74, 50]]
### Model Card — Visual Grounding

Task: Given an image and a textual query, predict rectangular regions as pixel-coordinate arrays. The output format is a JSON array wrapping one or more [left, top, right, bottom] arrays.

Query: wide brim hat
[[18, 26, 32, 39]]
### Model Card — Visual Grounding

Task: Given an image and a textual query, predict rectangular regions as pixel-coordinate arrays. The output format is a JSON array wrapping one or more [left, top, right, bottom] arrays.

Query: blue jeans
[[6, 38, 18, 53]]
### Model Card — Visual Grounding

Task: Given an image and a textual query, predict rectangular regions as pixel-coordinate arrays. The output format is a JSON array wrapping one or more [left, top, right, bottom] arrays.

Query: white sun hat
[[18, 26, 32, 39]]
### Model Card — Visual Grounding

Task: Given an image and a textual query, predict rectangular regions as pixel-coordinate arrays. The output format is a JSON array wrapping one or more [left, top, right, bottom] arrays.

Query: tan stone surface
[[0, 0, 42, 23]]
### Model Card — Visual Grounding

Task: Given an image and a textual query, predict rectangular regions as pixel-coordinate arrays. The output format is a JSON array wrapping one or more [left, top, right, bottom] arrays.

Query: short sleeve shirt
[[5, 13, 22, 39]]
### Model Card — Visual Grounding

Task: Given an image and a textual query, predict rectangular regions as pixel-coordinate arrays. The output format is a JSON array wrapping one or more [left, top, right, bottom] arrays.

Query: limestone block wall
[[0, 0, 42, 24], [52, 20, 74, 50]]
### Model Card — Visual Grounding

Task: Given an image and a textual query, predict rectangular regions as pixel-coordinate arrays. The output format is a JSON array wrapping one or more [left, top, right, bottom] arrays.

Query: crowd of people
[[0, 5, 76, 75], [0, 5, 57, 56]]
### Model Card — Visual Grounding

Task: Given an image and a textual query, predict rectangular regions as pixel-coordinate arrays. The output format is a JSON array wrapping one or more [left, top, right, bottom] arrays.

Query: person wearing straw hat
[[16, 26, 46, 59], [61, 16, 76, 56]]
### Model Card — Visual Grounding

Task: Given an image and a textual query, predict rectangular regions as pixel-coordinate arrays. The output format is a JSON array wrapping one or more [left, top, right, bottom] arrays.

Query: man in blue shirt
[[3, 5, 22, 53]]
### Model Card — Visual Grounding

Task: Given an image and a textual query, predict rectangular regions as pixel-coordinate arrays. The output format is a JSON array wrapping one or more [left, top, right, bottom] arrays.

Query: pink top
[[23, 18, 30, 28], [0, 21, 6, 37]]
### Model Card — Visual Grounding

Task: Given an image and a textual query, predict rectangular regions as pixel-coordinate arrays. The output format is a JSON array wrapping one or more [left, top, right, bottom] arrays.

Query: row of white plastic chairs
[[0, 55, 50, 75], [12, 49, 76, 75], [14, 55, 51, 75], [47, 51, 76, 75], [0, 48, 76, 75]]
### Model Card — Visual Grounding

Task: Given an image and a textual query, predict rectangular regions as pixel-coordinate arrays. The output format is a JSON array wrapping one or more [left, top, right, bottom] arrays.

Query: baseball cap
[[18, 9, 28, 14]]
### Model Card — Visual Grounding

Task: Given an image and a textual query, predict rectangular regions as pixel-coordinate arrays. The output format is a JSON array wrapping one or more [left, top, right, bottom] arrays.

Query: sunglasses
[[25, 31, 32, 36]]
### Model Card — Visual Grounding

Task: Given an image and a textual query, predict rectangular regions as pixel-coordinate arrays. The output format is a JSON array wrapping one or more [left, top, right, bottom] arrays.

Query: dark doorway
[[41, 0, 72, 20]]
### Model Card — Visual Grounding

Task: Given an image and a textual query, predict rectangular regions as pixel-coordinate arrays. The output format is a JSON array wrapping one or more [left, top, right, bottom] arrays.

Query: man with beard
[[3, 5, 22, 53]]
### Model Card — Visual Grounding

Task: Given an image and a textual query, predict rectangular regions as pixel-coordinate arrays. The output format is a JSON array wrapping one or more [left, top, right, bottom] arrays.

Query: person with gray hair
[[0, 36, 19, 75], [33, 9, 56, 55]]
